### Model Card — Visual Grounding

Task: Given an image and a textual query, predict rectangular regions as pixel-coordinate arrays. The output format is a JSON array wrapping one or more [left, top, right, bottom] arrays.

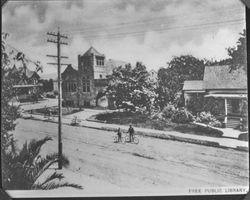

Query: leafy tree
[[3, 136, 82, 190], [156, 55, 205, 108], [227, 29, 247, 71], [1, 32, 20, 153], [106, 62, 156, 113]]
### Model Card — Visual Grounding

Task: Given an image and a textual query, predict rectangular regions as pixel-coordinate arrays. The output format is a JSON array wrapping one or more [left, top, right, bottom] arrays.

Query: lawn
[[94, 111, 223, 137]]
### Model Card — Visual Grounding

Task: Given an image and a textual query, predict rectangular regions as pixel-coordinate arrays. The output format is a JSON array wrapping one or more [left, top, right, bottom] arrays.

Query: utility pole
[[47, 28, 68, 169]]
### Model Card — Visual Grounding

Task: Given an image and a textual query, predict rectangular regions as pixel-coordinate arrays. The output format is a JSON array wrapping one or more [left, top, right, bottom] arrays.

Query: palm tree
[[3, 136, 83, 190]]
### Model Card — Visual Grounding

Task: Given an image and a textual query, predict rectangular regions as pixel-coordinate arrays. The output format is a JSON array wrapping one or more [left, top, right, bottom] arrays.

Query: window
[[96, 56, 104, 66], [84, 101, 90, 107], [83, 76, 90, 92], [62, 81, 77, 92]]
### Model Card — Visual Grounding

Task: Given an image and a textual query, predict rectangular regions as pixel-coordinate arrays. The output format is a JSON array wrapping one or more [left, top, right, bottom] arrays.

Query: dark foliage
[[156, 55, 205, 109]]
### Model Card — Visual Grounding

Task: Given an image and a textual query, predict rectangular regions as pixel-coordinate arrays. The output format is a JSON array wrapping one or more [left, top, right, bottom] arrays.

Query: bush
[[162, 104, 176, 119], [171, 108, 194, 123], [150, 120, 166, 130], [195, 111, 222, 128]]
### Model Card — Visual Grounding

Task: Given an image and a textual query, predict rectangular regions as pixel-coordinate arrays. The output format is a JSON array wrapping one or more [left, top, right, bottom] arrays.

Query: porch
[[205, 93, 248, 130]]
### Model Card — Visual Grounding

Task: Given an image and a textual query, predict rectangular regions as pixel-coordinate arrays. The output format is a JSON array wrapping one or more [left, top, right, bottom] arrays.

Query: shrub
[[203, 97, 224, 116], [162, 104, 176, 119], [171, 108, 194, 123], [196, 111, 222, 128], [150, 120, 166, 130]]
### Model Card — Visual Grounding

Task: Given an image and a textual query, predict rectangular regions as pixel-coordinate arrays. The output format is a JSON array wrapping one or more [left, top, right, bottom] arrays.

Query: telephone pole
[[47, 28, 68, 169]]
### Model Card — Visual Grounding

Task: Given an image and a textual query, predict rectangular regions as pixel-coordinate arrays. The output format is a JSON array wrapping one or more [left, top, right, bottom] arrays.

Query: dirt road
[[12, 119, 249, 195]]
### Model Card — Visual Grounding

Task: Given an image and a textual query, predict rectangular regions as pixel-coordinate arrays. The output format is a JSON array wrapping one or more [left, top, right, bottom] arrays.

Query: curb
[[21, 115, 249, 152]]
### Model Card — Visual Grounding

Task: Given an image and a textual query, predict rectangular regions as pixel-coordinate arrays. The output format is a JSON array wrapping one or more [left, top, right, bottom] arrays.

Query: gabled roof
[[83, 46, 104, 57], [24, 67, 39, 79], [183, 65, 247, 92], [183, 80, 205, 91], [204, 65, 247, 89], [61, 64, 78, 80], [62, 64, 78, 75]]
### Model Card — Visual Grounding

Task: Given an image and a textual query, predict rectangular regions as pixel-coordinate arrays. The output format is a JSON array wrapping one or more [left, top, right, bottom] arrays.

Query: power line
[[68, 18, 245, 40], [63, 6, 244, 34]]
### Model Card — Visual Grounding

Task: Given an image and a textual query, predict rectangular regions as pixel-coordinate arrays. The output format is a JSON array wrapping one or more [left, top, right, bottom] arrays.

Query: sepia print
[[1, 0, 248, 198]]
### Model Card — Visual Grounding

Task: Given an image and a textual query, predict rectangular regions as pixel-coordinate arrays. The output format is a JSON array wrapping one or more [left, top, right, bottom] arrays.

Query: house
[[61, 47, 127, 108], [12, 66, 42, 101], [183, 65, 247, 129], [5, 44, 42, 102]]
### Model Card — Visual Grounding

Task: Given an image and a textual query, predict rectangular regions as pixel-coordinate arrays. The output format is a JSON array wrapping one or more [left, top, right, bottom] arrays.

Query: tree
[[227, 29, 247, 71], [156, 55, 205, 108], [1, 32, 20, 153], [3, 136, 82, 190], [106, 62, 156, 113]]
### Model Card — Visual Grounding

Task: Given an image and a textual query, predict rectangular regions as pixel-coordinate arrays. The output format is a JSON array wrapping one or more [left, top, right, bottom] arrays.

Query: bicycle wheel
[[113, 136, 118, 143], [125, 136, 130, 142], [133, 137, 139, 144]]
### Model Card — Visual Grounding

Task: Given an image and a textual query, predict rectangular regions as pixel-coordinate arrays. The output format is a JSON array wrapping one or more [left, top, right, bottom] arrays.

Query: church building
[[61, 47, 127, 108]]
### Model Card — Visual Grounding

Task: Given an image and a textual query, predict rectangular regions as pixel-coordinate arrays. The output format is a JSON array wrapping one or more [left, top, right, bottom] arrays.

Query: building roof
[[83, 46, 105, 57], [204, 65, 247, 89], [6, 44, 42, 76], [183, 65, 247, 92], [183, 80, 205, 91], [62, 64, 78, 75]]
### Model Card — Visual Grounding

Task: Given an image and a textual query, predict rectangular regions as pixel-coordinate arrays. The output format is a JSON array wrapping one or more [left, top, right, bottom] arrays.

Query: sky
[[2, 0, 246, 75]]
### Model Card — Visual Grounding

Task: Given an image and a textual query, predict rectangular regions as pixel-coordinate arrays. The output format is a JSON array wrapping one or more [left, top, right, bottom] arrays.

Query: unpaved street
[[12, 119, 249, 194]]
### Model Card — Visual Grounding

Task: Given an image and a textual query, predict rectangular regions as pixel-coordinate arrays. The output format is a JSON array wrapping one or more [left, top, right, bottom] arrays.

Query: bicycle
[[125, 134, 139, 144], [113, 135, 125, 143]]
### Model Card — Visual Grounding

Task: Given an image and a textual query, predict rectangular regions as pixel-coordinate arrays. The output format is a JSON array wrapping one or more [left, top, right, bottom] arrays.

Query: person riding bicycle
[[128, 124, 134, 142], [117, 128, 122, 142]]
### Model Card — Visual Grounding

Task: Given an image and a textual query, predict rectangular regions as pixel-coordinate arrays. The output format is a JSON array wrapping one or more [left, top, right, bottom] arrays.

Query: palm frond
[[18, 141, 29, 163], [28, 136, 52, 163], [38, 182, 83, 190], [3, 136, 79, 190], [42, 172, 64, 185], [33, 159, 58, 183], [31, 171, 64, 189], [31, 153, 69, 183]]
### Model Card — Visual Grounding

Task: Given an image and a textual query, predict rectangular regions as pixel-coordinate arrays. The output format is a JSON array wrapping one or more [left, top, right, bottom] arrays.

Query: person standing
[[117, 127, 122, 142], [128, 124, 134, 142]]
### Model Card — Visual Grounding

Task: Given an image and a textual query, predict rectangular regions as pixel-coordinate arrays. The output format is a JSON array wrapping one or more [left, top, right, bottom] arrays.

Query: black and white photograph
[[1, 0, 248, 198]]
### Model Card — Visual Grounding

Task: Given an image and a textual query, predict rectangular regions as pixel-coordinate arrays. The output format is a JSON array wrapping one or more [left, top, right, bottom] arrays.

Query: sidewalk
[[20, 98, 58, 111], [21, 113, 249, 152]]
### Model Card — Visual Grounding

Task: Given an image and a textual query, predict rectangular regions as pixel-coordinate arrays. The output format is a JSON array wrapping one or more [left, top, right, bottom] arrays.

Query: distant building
[[6, 44, 42, 102], [62, 47, 127, 108], [183, 65, 247, 129]]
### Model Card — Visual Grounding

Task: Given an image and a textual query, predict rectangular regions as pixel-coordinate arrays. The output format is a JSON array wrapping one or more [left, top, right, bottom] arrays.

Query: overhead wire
[[63, 6, 244, 34]]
